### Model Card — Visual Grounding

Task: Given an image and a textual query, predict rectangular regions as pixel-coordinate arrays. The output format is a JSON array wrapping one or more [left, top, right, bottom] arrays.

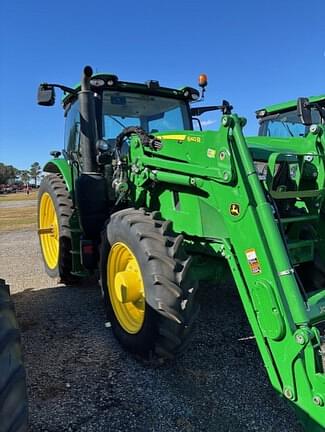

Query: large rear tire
[[38, 174, 74, 283], [0, 279, 28, 432], [100, 208, 199, 359]]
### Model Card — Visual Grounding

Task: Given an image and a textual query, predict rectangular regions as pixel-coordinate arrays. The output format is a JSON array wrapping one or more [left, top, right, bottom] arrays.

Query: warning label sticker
[[245, 248, 261, 275], [207, 148, 217, 158]]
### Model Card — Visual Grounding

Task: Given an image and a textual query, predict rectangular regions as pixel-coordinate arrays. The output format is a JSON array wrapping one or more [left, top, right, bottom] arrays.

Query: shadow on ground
[[13, 279, 303, 432]]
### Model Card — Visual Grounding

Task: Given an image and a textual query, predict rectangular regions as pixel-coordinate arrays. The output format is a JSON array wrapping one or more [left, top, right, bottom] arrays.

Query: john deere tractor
[[37, 66, 325, 431], [256, 93, 325, 138]]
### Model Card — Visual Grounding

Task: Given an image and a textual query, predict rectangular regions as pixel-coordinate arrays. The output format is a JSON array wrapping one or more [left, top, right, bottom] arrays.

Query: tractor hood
[[246, 135, 318, 161]]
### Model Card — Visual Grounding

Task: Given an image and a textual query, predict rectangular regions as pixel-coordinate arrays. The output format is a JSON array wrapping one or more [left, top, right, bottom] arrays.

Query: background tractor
[[256, 93, 325, 138], [0, 279, 28, 432], [37, 66, 325, 431]]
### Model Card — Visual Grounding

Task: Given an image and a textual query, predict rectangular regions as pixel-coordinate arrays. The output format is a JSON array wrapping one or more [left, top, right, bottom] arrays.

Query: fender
[[43, 158, 73, 192]]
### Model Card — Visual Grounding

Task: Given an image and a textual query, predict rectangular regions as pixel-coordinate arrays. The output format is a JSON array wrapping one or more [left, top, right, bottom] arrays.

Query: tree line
[[0, 162, 42, 187]]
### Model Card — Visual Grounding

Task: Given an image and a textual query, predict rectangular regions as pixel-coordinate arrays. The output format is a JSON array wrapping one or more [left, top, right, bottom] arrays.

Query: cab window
[[101, 91, 191, 139], [64, 101, 80, 153], [259, 108, 321, 137]]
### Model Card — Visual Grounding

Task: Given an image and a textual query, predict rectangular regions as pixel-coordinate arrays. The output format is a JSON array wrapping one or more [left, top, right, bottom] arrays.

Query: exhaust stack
[[78, 66, 97, 173], [75, 66, 109, 240]]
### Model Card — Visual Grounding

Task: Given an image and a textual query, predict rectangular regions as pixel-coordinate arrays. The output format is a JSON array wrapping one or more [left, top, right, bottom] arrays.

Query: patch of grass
[[0, 191, 38, 202], [0, 206, 37, 232]]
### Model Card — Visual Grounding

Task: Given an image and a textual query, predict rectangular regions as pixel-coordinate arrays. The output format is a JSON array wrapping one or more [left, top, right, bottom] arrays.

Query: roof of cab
[[62, 72, 194, 106], [256, 93, 325, 117]]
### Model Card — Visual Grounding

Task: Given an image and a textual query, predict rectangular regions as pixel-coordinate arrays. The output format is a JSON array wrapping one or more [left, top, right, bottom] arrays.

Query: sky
[[1, 0, 325, 170]]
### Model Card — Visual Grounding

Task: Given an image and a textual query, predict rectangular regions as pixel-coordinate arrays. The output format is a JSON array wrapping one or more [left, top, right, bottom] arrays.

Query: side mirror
[[37, 84, 55, 106], [297, 97, 312, 125]]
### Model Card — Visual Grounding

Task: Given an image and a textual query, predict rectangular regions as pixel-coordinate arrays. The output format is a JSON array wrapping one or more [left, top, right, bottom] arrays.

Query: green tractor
[[0, 279, 28, 432], [256, 93, 325, 138], [37, 66, 325, 431]]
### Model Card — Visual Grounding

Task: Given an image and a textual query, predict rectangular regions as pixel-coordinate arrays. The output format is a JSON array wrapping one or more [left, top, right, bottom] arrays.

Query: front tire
[[100, 208, 199, 359], [0, 279, 28, 432], [38, 174, 74, 283]]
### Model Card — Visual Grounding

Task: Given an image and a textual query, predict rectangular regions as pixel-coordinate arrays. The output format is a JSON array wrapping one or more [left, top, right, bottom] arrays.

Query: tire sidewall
[[101, 220, 158, 355], [38, 176, 65, 278]]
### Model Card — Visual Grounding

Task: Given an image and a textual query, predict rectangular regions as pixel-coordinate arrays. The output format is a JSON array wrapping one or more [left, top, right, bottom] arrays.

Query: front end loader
[[36, 66, 325, 431]]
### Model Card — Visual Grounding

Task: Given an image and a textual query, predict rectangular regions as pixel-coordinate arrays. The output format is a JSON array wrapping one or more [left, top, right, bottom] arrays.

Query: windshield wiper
[[271, 116, 294, 137], [281, 121, 294, 137], [109, 116, 127, 129]]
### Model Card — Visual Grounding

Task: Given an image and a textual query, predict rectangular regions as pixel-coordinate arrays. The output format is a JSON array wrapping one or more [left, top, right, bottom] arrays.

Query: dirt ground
[[0, 217, 306, 432], [0, 194, 37, 231]]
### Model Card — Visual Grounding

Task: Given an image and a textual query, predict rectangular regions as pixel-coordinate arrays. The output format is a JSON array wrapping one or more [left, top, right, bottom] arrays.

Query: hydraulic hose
[[114, 127, 162, 161]]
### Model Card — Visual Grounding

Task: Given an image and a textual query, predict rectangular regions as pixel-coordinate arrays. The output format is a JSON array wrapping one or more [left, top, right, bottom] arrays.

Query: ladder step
[[278, 215, 319, 224], [287, 240, 314, 249]]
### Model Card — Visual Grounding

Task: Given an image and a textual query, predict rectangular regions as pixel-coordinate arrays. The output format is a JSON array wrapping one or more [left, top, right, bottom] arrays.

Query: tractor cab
[[61, 74, 199, 153], [256, 94, 325, 138]]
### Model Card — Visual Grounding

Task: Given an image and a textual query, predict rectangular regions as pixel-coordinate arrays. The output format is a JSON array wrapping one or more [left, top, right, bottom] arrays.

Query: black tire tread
[[38, 174, 74, 283], [0, 279, 28, 432], [105, 208, 200, 359]]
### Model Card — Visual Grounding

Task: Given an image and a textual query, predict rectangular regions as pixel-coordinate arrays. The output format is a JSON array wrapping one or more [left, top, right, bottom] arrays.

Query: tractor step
[[278, 215, 319, 224]]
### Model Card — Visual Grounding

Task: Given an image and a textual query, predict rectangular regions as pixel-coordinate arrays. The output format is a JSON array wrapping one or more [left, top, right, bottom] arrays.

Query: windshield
[[101, 90, 191, 139], [259, 108, 322, 137]]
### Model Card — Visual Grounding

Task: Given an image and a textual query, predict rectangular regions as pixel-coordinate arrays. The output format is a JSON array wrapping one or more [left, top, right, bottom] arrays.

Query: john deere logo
[[230, 203, 240, 216]]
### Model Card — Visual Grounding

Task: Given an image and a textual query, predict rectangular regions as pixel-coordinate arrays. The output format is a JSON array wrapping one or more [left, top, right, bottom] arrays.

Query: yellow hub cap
[[107, 242, 145, 334], [39, 192, 59, 270]]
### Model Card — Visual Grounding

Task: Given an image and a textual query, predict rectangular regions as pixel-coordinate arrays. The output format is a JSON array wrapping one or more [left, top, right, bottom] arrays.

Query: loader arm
[[128, 115, 325, 431], [215, 116, 325, 431]]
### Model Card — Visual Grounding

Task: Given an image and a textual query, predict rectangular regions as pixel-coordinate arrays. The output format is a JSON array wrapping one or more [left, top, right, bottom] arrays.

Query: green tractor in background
[[256, 93, 325, 138], [37, 66, 325, 431]]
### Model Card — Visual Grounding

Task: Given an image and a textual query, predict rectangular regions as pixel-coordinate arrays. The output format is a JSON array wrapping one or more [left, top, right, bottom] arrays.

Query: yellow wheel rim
[[107, 242, 145, 334], [39, 192, 59, 270]]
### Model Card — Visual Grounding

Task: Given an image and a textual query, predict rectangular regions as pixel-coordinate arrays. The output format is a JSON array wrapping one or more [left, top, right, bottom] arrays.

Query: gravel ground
[[0, 228, 305, 432]]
